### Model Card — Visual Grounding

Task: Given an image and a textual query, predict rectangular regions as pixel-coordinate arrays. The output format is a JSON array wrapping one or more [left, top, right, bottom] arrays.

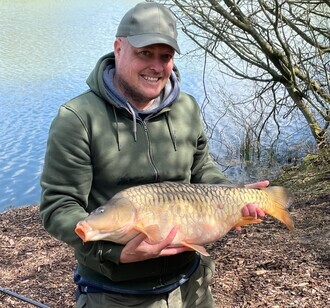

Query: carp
[[75, 182, 294, 256]]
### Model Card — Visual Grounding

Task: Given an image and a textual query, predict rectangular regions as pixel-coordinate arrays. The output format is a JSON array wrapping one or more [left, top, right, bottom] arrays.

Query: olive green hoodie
[[40, 52, 230, 292]]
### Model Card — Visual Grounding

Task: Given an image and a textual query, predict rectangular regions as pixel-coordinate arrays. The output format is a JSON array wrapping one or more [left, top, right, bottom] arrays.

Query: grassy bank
[[273, 147, 330, 199]]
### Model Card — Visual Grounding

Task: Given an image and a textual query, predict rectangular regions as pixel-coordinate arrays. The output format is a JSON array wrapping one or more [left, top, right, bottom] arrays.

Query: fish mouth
[[75, 221, 92, 242], [75, 221, 127, 243]]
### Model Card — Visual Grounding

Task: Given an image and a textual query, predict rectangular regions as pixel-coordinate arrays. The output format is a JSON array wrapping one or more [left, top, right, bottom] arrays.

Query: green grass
[[272, 147, 330, 200]]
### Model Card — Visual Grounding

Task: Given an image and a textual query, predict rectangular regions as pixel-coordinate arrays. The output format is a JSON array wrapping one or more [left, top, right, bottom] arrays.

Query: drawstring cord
[[165, 113, 177, 151], [125, 102, 137, 142], [112, 104, 177, 152], [112, 105, 121, 151]]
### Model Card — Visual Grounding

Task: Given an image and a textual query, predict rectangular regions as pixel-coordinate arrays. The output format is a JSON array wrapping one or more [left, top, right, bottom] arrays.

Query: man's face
[[114, 38, 175, 110]]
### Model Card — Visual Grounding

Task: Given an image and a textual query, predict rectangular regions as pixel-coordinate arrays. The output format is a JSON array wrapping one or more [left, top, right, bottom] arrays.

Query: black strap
[[74, 254, 201, 295]]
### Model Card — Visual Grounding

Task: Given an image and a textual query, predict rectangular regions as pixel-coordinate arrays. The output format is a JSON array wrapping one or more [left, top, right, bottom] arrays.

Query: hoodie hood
[[86, 52, 181, 116], [86, 52, 181, 146]]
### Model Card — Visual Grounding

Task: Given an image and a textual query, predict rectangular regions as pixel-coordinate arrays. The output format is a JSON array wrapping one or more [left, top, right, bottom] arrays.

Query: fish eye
[[92, 207, 105, 215]]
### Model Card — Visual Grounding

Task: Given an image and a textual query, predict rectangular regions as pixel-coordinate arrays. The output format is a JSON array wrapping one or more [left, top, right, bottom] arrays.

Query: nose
[[148, 57, 164, 72]]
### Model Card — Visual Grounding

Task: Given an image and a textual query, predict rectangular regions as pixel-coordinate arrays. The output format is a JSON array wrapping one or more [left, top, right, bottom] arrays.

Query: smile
[[142, 76, 160, 82]]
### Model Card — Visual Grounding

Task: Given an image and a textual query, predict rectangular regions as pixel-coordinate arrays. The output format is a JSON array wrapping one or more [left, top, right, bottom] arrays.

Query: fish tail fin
[[262, 186, 294, 231]]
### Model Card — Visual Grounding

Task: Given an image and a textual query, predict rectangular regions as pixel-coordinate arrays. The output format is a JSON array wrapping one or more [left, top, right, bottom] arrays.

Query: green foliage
[[272, 147, 330, 199]]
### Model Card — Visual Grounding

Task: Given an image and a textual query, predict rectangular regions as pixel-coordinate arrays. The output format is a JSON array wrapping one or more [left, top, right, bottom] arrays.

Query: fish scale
[[75, 182, 294, 256]]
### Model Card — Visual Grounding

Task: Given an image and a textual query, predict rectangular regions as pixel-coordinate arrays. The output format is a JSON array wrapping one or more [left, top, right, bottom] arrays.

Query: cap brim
[[127, 34, 181, 54]]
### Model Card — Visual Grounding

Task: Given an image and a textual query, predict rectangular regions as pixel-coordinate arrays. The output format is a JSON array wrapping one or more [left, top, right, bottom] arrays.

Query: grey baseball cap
[[116, 2, 180, 53]]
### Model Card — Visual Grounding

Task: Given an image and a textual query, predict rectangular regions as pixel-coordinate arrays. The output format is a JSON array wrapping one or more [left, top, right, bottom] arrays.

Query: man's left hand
[[236, 180, 269, 231]]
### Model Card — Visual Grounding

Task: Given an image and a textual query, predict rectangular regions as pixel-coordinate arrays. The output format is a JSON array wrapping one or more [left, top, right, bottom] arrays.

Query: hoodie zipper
[[140, 120, 160, 182]]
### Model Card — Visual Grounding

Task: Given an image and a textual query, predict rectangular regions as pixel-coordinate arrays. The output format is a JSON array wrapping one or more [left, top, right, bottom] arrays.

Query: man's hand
[[241, 202, 266, 219], [120, 226, 191, 263], [244, 180, 269, 190], [236, 180, 269, 231]]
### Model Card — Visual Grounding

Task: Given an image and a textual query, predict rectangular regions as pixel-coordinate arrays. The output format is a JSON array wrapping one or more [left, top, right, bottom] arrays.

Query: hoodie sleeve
[[40, 104, 123, 267], [190, 108, 232, 185]]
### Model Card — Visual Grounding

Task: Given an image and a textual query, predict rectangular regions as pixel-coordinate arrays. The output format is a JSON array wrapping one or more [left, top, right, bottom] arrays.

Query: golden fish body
[[75, 182, 294, 256]]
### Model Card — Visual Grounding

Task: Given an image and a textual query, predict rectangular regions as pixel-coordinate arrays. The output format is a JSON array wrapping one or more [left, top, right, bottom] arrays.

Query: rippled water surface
[[0, 0, 146, 210], [0, 1, 309, 212], [0, 0, 205, 211]]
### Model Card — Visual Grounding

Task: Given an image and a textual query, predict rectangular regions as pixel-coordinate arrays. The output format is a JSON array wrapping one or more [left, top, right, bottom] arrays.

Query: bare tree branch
[[161, 0, 329, 147]]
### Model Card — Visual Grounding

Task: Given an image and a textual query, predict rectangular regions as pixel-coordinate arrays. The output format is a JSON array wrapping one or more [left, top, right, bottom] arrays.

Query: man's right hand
[[119, 226, 192, 263]]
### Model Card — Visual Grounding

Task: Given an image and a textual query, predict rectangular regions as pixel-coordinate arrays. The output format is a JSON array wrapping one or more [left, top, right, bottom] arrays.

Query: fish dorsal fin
[[180, 241, 210, 256], [234, 217, 262, 228], [133, 224, 163, 244]]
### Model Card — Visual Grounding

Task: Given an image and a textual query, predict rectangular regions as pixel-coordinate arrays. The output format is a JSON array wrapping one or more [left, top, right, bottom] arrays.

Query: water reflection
[[0, 0, 305, 211], [0, 0, 144, 210], [0, 0, 206, 211]]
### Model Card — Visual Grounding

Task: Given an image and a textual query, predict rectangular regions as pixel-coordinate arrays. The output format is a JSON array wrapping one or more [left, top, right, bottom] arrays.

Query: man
[[40, 2, 266, 307]]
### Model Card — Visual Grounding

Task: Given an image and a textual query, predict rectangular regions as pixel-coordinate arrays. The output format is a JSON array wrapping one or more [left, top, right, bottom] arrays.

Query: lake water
[[0, 0, 208, 211], [0, 0, 310, 212]]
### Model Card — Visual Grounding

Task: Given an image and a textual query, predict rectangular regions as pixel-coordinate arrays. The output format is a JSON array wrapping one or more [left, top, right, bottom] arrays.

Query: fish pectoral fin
[[234, 217, 262, 228], [133, 224, 163, 244], [181, 241, 210, 257]]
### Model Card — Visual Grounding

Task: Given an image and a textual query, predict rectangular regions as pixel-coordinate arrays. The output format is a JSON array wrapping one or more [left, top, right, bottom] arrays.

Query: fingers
[[162, 225, 179, 246], [241, 181, 268, 222], [120, 226, 183, 263], [159, 246, 192, 256], [157, 226, 192, 255], [241, 203, 265, 218], [241, 204, 251, 217], [236, 203, 265, 232], [245, 180, 269, 189], [128, 232, 148, 249], [128, 225, 179, 251], [256, 207, 266, 218]]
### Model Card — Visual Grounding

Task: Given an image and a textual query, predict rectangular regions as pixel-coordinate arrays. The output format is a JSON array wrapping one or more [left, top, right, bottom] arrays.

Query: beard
[[116, 75, 161, 107]]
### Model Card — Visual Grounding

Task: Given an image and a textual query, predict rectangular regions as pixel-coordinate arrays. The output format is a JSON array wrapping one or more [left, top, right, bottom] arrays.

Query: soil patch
[[1, 150, 329, 307], [1, 191, 329, 307]]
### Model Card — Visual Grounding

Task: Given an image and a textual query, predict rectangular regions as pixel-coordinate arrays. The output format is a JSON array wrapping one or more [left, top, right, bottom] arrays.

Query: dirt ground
[[0, 156, 329, 307]]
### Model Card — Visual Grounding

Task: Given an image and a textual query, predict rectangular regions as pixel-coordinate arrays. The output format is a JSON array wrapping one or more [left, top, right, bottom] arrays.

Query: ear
[[114, 38, 122, 57]]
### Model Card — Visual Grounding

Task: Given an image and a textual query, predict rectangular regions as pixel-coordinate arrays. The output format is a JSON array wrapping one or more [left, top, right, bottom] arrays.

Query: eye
[[161, 54, 174, 63], [139, 50, 151, 58], [92, 207, 105, 215]]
